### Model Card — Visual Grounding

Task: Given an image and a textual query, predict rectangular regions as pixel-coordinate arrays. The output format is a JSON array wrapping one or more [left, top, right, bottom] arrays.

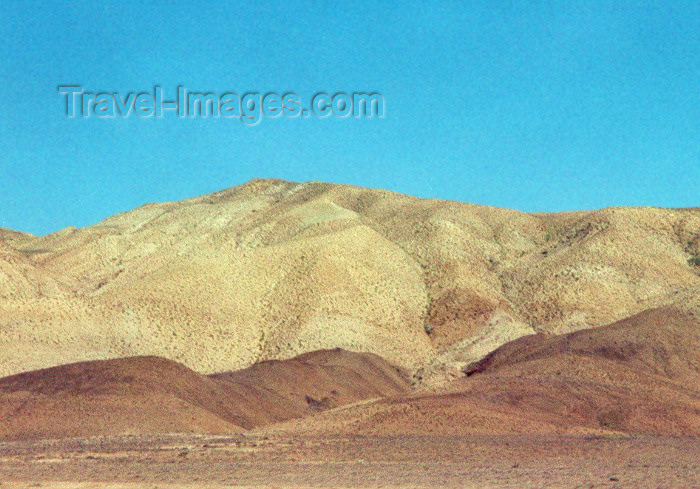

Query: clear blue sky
[[1, 1, 698, 236]]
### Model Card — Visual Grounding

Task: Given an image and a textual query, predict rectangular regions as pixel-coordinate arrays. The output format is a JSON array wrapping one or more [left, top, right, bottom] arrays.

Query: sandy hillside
[[0, 349, 409, 440], [1, 179, 699, 377], [271, 305, 700, 436]]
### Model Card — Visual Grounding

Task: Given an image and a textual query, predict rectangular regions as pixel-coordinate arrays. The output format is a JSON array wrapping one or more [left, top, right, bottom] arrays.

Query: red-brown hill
[[0, 349, 410, 440], [272, 307, 700, 436], [212, 348, 410, 428], [0, 356, 242, 440]]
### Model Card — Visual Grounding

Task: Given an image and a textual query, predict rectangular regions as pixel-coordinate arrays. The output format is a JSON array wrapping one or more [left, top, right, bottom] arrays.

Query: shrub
[[689, 257, 700, 266]]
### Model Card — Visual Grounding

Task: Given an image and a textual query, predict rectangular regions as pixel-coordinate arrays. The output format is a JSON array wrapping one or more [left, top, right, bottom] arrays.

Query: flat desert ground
[[1, 433, 699, 489]]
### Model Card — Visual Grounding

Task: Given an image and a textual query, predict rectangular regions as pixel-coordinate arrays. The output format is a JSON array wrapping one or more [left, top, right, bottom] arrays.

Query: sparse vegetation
[[18, 248, 50, 255], [2, 180, 700, 380]]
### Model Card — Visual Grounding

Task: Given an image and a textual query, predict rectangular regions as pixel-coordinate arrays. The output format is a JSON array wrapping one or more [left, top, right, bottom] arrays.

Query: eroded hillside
[[271, 306, 700, 436], [0, 349, 409, 440], [1, 179, 698, 377]]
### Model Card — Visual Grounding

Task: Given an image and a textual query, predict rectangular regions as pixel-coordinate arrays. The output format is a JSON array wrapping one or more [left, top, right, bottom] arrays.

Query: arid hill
[[0, 229, 34, 248], [0, 356, 242, 440], [212, 348, 410, 428], [0, 349, 409, 440], [1, 179, 699, 377], [272, 306, 700, 436]]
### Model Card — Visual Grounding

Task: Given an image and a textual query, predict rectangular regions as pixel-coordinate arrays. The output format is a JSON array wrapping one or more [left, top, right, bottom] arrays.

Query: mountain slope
[[272, 306, 700, 436], [1, 179, 699, 376]]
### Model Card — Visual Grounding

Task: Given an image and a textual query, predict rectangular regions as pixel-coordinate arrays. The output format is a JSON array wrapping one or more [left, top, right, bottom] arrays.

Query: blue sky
[[1, 1, 698, 236]]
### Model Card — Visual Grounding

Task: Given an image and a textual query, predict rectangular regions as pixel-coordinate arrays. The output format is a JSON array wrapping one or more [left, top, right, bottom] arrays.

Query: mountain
[[1, 179, 699, 377]]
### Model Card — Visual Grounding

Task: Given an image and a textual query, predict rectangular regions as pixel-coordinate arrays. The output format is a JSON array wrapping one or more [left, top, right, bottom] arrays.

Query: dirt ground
[[1, 433, 698, 488]]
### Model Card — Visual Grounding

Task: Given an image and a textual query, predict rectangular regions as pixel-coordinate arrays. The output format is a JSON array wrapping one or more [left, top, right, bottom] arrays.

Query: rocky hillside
[[1, 179, 698, 377]]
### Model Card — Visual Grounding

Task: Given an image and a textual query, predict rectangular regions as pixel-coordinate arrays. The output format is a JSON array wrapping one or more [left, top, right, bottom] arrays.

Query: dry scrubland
[[1, 179, 699, 382]]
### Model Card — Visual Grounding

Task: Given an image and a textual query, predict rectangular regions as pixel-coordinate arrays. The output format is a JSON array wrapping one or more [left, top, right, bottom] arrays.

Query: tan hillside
[[0, 240, 67, 300], [1, 179, 699, 377], [0, 229, 35, 248], [0, 349, 409, 440], [272, 306, 700, 436]]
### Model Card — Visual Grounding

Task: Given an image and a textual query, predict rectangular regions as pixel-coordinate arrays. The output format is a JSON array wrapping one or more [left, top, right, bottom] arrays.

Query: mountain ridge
[[1, 179, 698, 378]]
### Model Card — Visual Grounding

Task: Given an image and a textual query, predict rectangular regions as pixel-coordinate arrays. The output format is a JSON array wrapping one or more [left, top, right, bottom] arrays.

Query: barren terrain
[[0, 349, 409, 440], [1, 433, 698, 489], [268, 305, 700, 437], [1, 180, 699, 487], [1, 180, 699, 380]]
